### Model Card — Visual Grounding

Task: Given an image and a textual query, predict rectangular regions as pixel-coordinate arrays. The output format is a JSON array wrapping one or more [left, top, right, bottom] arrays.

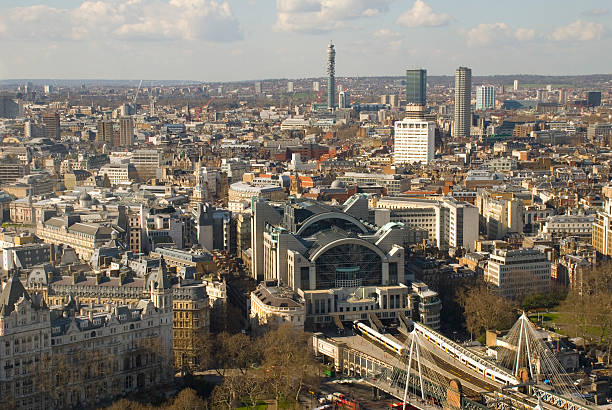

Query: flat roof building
[[394, 118, 435, 165]]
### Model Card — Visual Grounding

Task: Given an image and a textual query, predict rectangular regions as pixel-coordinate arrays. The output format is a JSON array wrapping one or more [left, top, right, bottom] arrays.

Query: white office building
[[393, 118, 435, 164], [99, 163, 135, 186], [485, 248, 551, 299], [372, 196, 479, 252], [476, 85, 496, 110], [338, 91, 350, 109]]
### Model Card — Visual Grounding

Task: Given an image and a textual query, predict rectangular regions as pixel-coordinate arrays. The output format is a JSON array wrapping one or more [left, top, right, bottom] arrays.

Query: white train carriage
[[353, 321, 407, 357], [412, 322, 517, 386]]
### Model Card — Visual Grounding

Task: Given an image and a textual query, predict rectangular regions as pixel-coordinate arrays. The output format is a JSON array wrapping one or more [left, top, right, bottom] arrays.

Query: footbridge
[[313, 316, 596, 410]]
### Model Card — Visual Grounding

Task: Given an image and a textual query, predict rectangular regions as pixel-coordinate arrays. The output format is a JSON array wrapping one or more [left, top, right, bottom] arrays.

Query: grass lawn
[[235, 398, 297, 409], [529, 312, 567, 335], [529, 312, 560, 323], [529, 313, 611, 340]]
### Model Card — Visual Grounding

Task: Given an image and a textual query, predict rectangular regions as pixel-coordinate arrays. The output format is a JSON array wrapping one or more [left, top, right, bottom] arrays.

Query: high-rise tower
[[42, 111, 60, 139], [119, 116, 134, 146], [453, 66, 472, 138], [406, 69, 427, 106], [97, 120, 114, 145], [327, 42, 336, 112]]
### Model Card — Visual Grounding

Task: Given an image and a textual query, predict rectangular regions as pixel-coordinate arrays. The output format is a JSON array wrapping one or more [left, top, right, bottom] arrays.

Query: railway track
[[390, 330, 499, 399]]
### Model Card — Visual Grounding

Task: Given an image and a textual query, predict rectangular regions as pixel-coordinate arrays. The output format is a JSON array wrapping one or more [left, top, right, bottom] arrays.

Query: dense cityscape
[[1, 1, 612, 409]]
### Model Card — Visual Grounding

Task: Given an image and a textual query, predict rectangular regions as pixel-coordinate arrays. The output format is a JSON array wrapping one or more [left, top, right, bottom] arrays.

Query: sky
[[0, 0, 611, 81]]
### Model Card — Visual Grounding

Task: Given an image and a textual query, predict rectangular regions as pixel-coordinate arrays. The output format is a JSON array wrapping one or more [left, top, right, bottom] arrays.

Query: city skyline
[[0, 0, 611, 81]]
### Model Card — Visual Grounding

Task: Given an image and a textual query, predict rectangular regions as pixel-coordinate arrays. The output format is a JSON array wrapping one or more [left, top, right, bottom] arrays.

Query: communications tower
[[327, 42, 335, 112]]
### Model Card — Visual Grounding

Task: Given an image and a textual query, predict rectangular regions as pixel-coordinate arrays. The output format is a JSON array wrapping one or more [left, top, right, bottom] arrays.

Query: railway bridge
[[313, 315, 595, 410]]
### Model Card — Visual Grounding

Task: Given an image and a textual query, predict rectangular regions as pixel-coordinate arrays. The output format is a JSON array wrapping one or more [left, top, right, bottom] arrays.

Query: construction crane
[[133, 79, 143, 104], [202, 97, 215, 110], [194, 97, 215, 120]]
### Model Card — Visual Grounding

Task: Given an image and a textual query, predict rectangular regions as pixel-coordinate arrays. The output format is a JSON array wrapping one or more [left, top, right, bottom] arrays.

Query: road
[[312, 381, 398, 409]]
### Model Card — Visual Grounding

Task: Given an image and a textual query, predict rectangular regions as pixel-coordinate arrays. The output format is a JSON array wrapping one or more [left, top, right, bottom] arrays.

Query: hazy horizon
[[1, 0, 611, 81], [1, 73, 611, 87]]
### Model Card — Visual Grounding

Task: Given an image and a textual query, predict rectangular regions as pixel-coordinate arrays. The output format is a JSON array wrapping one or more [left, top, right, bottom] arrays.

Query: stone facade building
[[0, 273, 173, 410]]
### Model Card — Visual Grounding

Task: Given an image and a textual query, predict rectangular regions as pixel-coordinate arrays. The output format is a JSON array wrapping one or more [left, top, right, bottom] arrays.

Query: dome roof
[[330, 180, 345, 189], [79, 191, 92, 201]]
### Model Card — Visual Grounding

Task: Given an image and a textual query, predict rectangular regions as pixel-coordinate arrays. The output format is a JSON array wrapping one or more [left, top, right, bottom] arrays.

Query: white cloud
[[396, 0, 450, 28], [275, 0, 392, 33], [4, 5, 72, 41], [389, 40, 403, 51], [582, 8, 609, 17], [514, 27, 536, 41], [461, 22, 509, 46], [551, 20, 604, 41], [362, 8, 381, 17], [460, 23, 537, 46], [0, 0, 242, 43], [374, 28, 400, 38]]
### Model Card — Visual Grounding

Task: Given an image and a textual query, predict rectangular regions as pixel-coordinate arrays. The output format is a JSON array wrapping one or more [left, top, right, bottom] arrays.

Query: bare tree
[[458, 281, 518, 338], [194, 331, 262, 376], [204, 325, 320, 407], [559, 263, 612, 362], [260, 324, 321, 403], [168, 388, 208, 410]]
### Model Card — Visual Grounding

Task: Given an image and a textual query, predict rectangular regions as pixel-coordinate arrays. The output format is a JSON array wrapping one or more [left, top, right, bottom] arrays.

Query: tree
[[260, 324, 321, 403], [520, 284, 567, 311], [210, 373, 266, 409], [437, 275, 475, 333], [559, 263, 612, 363], [194, 331, 262, 376], [102, 399, 153, 410], [458, 282, 518, 338], [168, 388, 208, 410], [205, 325, 320, 407], [100, 388, 207, 410]]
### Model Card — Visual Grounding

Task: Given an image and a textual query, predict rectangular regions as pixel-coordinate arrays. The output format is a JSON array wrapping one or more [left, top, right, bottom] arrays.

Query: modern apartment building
[[476, 85, 496, 110], [453, 66, 472, 138]]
